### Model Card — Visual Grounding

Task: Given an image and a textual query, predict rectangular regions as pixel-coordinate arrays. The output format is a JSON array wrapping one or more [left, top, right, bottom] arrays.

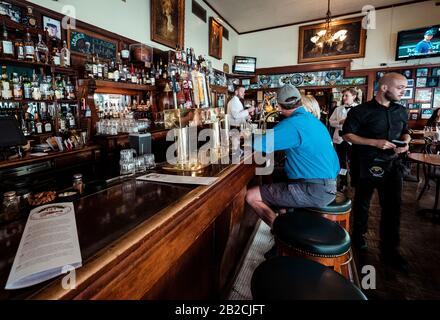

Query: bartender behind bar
[[227, 84, 255, 128], [342, 72, 410, 272]]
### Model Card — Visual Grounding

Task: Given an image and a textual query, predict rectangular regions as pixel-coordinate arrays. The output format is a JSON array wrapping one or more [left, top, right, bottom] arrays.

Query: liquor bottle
[[24, 31, 35, 62], [43, 108, 53, 133], [92, 51, 98, 78], [15, 37, 25, 60], [159, 59, 163, 78], [60, 41, 71, 67], [84, 48, 93, 78], [175, 45, 181, 62], [103, 60, 109, 79], [22, 6, 37, 29], [34, 110, 43, 134], [65, 77, 75, 100], [52, 47, 61, 66], [2, 24, 14, 58], [121, 43, 130, 60], [186, 48, 192, 66], [108, 60, 115, 81], [121, 63, 128, 82], [54, 75, 64, 100], [114, 53, 121, 82], [12, 73, 23, 100], [181, 47, 186, 64], [1, 66, 12, 99], [31, 71, 41, 100], [23, 76, 32, 99], [96, 55, 103, 79], [35, 34, 49, 64], [130, 64, 137, 84], [163, 64, 168, 79], [59, 112, 66, 132], [66, 107, 75, 129]]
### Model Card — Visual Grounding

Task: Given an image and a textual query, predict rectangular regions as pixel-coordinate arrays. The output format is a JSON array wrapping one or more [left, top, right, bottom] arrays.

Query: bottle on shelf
[[2, 23, 14, 59], [24, 30, 35, 62], [92, 49, 98, 79], [52, 46, 61, 66], [84, 45, 93, 78], [1, 66, 12, 99], [15, 36, 25, 60], [60, 40, 71, 67], [31, 71, 41, 100], [65, 77, 76, 100], [59, 112, 66, 132], [108, 60, 115, 81], [43, 106, 53, 133], [54, 75, 65, 100], [121, 43, 130, 60], [96, 55, 103, 79], [23, 76, 31, 99], [35, 34, 49, 64], [103, 60, 109, 79], [12, 73, 23, 100], [66, 107, 76, 129], [34, 109, 43, 134]]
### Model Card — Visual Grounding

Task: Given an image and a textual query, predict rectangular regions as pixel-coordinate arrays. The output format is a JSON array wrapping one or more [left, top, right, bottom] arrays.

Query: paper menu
[[5, 202, 82, 290], [137, 173, 218, 186]]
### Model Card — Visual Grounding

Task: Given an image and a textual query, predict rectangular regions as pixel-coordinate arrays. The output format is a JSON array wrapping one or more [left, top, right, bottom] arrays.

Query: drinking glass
[[144, 153, 156, 169]]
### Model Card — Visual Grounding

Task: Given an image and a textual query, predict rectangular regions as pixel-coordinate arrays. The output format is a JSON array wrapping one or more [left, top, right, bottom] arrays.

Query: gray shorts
[[260, 180, 337, 209]]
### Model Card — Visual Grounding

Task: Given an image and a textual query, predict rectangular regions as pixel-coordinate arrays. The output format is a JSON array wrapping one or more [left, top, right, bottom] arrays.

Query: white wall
[[30, 1, 440, 71], [238, 1, 440, 70], [30, 0, 239, 70]]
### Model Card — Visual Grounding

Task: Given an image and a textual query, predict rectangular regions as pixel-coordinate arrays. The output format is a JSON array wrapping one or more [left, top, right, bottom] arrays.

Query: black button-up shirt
[[342, 99, 409, 161]]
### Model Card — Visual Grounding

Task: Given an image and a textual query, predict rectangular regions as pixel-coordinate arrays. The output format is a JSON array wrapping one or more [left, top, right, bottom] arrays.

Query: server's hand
[[395, 145, 409, 154], [374, 139, 396, 150]]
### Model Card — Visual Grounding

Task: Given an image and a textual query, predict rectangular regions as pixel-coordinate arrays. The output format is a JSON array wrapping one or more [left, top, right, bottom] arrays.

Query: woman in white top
[[329, 87, 359, 191]]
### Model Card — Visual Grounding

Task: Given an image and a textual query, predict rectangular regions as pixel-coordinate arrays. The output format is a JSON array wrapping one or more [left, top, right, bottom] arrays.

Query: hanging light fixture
[[310, 0, 348, 50]]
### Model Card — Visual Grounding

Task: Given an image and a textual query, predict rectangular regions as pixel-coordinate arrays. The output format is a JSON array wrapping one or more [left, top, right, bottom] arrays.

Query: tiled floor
[[229, 171, 440, 300]]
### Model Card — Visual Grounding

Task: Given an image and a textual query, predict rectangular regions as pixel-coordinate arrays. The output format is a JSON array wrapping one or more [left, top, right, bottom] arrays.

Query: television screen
[[396, 25, 440, 60], [0, 116, 27, 148], [233, 56, 257, 74]]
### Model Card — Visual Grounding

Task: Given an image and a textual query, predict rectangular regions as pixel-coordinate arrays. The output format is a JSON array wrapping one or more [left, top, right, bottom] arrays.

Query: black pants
[[335, 141, 350, 188], [352, 165, 403, 251]]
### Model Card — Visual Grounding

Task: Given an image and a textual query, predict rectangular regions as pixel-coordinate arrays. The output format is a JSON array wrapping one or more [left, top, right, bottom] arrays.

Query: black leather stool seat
[[251, 256, 367, 300], [309, 192, 352, 214], [273, 210, 351, 256]]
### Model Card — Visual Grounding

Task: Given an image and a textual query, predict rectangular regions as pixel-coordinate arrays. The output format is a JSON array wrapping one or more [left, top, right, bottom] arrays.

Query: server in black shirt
[[342, 73, 411, 271]]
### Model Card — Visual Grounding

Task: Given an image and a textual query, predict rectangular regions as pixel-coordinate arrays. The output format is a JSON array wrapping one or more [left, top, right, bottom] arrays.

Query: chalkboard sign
[[68, 29, 117, 60]]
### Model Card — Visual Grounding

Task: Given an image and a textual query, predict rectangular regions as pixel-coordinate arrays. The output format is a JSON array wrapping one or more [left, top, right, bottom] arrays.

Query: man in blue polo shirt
[[246, 84, 340, 229]]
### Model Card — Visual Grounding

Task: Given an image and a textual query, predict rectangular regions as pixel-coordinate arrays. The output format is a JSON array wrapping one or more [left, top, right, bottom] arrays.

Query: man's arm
[[343, 133, 397, 150]]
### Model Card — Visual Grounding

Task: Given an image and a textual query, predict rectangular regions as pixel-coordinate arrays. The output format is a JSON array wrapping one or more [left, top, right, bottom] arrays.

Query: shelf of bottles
[[83, 44, 157, 87], [0, 8, 80, 139]]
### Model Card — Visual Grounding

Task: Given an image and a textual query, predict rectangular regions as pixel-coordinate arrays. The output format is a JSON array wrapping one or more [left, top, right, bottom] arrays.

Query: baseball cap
[[277, 84, 301, 107], [425, 29, 435, 36]]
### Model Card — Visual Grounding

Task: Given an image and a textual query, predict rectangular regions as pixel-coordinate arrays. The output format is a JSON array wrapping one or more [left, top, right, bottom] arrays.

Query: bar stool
[[273, 210, 352, 279], [305, 192, 352, 232], [251, 256, 367, 300]]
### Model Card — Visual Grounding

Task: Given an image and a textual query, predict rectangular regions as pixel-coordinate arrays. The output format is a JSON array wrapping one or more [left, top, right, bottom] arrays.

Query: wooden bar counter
[[0, 157, 258, 300]]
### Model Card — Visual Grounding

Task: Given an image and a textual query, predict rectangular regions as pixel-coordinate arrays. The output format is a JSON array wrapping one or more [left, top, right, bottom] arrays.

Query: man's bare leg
[[246, 186, 278, 228]]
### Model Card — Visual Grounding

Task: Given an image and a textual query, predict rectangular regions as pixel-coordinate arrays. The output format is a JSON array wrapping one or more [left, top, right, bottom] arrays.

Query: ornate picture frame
[[209, 17, 223, 60], [298, 17, 367, 64], [150, 0, 185, 49]]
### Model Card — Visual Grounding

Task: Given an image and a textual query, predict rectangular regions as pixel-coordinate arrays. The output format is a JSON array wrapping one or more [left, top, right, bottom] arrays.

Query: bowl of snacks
[[28, 191, 57, 207]]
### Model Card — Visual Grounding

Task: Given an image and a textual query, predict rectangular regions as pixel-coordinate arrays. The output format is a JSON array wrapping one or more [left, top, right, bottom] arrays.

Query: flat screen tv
[[232, 56, 257, 75], [0, 116, 27, 148], [396, 25, 440, 60]]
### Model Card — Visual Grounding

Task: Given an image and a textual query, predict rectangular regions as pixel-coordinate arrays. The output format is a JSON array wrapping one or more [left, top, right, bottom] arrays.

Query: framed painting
[[151, 0, 185, 49], [209, 17, 223, 60], [415, 88, 433, 103], [298, 17, 366, 64]]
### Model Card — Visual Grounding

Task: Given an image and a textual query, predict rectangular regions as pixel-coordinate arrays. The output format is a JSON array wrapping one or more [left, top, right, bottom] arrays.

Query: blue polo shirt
[[253, 107, 340, 179]]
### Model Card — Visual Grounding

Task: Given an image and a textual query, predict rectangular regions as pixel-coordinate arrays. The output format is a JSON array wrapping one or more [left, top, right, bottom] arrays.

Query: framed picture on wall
[[402, 69, 413, 79], [43, 16, 62, 40], [150, 0, 185, 49], [415, 88, 433, 103], [407, 79, 414, 87], [421, 109, 434, 119], [433, 88, 440, 108], [432, 68, 440, 77], [421, 103, 432, 109], [416, 68, 429, 77], [416, 77, 427, 87], [427, 77, 439, 87], [298, 17, 367, 64], [209, 17, 223, 60], [402, 87, 413, 100], [409, 110, 419, 120]]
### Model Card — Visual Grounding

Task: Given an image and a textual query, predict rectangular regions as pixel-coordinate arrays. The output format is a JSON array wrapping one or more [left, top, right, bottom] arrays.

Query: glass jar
[[1, 191, 20, 222], [72, 174, 84, 194]]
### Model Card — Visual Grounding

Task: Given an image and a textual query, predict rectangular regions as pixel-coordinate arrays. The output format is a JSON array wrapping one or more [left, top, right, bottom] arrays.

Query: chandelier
[[310, 0, 348, 49]]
